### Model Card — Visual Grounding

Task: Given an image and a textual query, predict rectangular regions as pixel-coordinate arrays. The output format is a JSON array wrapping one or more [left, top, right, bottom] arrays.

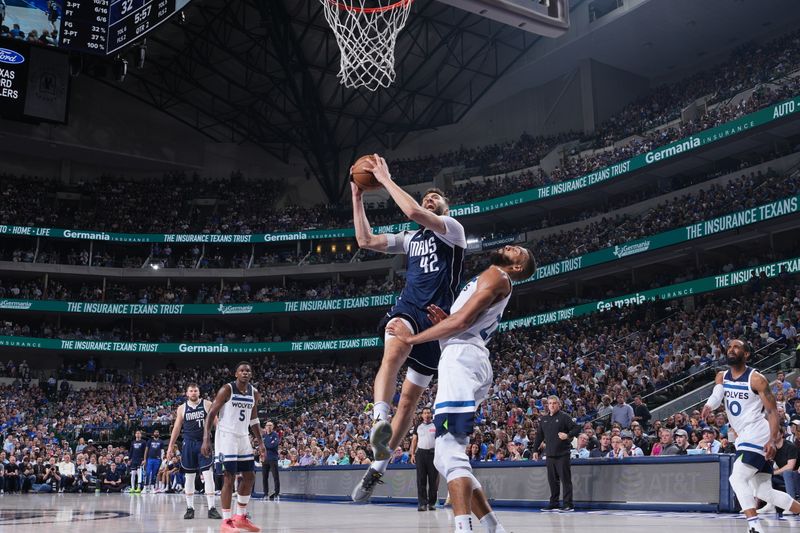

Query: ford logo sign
[[0, 48, 25, 65]]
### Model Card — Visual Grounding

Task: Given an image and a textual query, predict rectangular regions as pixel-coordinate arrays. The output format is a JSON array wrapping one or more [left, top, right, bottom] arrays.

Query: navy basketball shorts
[[379, 302, 442, 376], [181, 439, 213, 473]]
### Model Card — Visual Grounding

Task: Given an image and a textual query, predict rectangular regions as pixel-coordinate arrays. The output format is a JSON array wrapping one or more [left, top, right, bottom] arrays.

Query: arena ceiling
[[93, 0, 799, 202], [95, 0, 565, 201]]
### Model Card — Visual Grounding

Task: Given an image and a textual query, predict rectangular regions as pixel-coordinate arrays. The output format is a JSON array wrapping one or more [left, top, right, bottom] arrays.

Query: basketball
[[351, 155, 382, 191]]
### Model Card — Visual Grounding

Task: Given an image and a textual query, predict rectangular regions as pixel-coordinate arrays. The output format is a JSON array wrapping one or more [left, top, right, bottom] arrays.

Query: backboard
[[437, 0, 570, 37]]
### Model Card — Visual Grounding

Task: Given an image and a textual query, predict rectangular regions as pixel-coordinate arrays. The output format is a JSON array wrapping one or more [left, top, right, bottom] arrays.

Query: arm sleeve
[[384, 231, 411, 254], [435, 216, 467, 248], [705, 383, 724, 409]]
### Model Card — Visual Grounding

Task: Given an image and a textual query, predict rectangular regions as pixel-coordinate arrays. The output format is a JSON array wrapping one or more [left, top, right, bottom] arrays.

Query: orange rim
[[328, 0, 412, 14]]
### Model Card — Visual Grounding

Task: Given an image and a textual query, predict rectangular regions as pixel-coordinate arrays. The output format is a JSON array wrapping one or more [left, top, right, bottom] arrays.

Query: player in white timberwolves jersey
[[202, 362, 266, 533], [702, 340, 800, 532], [388, 245, 535, 533]]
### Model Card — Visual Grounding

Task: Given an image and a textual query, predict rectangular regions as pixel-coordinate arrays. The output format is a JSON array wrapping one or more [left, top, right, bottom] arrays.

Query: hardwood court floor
[[0, 493, 798, 532]]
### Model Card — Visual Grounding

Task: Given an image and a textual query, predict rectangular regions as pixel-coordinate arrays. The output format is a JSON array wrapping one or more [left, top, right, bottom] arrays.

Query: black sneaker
[[559, 505, 575, 512], [418, 505, 426, 512], [351, 467, 384, 503], [183, 508, 195, 520], [207, 507, 222, 519], [269, 493, 277, 501], [541, 504, 559, 512], [428, 504, 436, 511]]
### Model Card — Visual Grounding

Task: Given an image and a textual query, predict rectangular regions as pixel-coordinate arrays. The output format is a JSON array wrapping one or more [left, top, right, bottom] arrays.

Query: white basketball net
[[319, 0, 413, 91]]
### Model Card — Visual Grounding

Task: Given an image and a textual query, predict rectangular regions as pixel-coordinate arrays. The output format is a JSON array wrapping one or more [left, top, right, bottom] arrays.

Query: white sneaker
[[757, 503, 776, 515]]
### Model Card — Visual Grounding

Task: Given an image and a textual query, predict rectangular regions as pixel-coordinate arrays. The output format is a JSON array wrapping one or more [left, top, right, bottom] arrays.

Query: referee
[[532, 395, 581, 512], [410, 407, 438, 511]]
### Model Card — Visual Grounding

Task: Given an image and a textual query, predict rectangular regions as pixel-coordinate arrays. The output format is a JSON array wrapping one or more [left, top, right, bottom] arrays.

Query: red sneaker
[[232, 514, 261, 532], [220, 518, 240, 533]]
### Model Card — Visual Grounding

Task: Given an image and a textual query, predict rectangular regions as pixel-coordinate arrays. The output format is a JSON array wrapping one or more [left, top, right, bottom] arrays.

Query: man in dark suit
[[531, 395, 581, 511], [262, 421, 281, 500]]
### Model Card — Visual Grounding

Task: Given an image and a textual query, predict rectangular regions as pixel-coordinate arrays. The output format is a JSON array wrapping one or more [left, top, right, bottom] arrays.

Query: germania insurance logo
[[0, 48, 25, 65]]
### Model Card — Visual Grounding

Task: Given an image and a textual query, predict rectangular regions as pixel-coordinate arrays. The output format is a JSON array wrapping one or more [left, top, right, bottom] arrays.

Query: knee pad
[[752, 473, 795, 510], [184, 472, 196, 494], [434, 433, 480, 488], [729, 459, 758, 511]]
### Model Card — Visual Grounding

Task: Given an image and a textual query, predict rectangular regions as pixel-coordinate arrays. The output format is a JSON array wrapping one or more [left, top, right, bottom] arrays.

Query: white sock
[[480, 512, 505, 533], [184, 473, 196, 508], [372, 459, 389, 474], [222, 509, 232, 520], [454, 515, 473, 532], [373, 401, 391, 422], [202, 469, 216, 508], [237, 494, 250, 516]]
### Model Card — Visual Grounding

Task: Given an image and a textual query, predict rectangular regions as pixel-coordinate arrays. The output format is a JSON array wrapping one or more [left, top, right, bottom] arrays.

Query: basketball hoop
[[319, 0, 413, 91]]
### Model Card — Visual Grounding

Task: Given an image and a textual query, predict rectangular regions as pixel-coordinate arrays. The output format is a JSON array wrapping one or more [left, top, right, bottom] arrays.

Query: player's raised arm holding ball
[[350, 154, 467, 503]]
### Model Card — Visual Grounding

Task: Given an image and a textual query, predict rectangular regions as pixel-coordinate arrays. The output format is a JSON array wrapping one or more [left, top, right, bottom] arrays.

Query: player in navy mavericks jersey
[[387, 245, 535, 533], [350, 154, 466, 502], [144, 429, 164, 493], [702, 340, 800, 533], [129, 430, 146, 493], [167, 383, 222, 520]]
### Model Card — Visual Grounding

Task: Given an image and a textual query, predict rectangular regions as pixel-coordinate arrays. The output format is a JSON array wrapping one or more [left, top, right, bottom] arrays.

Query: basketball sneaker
[[370, 419, 393, 461], [351, 467, 384, 503], [208, 507, 223, 519], [747, 516, 764, 533], [220, 518, 240, 533], [183, 508, 195, 519], [232, 514, 261, 532]]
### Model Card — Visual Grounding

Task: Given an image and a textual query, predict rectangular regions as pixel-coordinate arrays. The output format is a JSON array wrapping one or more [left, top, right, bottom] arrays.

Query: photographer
[[33, 465, 60, 493]]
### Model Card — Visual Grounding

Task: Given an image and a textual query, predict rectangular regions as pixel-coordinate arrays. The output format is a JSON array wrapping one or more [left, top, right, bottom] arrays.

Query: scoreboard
[[59, 0, 189, 55]]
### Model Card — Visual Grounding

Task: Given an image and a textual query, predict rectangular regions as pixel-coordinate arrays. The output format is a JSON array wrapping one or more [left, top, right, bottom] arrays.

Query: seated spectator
[[571, 434, 591, 459], [589, 433, 613, 458], [620, 431, 644, 457], [102, 463, 123, 493], [389, 446, 409, 464], [696, 428, 722, 454]]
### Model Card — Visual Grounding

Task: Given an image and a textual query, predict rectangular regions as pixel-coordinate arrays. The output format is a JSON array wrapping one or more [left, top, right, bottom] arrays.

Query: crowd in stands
[[0, 156, 800, 280], [0, 31, 798, 241], [513, 168, 799, 272], [0, 20, 59, 47], [0, 319, 375, 344], [445, 76, 800, 206], [0, 275, 403, 305], [396, 28, 800, 196], [0, 269, 797, 490]]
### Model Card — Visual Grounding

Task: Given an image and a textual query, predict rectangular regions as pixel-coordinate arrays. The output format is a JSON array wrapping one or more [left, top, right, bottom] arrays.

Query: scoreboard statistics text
[[60, 0, 187, 55]]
